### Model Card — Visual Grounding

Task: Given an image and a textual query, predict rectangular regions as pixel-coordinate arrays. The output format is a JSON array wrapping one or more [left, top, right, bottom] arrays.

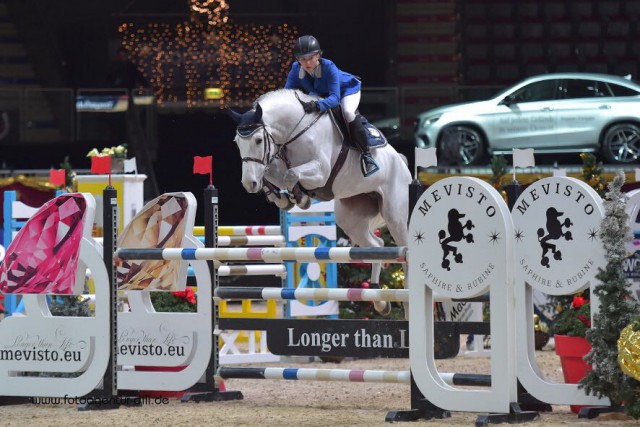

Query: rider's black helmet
[[294, 35, 322, 59]]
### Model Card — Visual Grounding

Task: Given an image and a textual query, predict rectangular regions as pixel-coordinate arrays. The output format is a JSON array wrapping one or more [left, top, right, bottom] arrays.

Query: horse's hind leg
[[378, 180, 410, 318], [335, 195, 391, 316]]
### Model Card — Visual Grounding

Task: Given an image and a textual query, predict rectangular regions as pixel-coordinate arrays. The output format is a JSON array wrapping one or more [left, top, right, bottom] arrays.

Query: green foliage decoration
[[580, 171, 640, 418]]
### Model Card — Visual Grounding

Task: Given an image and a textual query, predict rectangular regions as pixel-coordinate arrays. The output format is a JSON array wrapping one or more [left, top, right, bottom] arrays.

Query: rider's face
[[297, 54, 320, 73]]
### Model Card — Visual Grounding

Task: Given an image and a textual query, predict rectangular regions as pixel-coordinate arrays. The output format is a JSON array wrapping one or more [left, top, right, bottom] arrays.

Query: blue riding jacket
[[284, 58, 361, 112]]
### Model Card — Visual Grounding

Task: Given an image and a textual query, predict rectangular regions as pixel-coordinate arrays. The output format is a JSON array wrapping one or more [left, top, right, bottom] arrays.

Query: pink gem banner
[[0, 194, 87, 295]]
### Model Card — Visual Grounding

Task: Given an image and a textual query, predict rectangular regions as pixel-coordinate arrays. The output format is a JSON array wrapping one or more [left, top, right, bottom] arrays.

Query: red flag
[[91, 155, 111, 174], [49, 169, 66, 186], [193, 156, 212, 175], [194, 155, 213, 185]]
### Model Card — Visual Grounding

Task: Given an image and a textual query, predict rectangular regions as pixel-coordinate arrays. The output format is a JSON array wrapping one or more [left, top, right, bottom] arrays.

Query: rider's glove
[[301, 100, 320, 114]]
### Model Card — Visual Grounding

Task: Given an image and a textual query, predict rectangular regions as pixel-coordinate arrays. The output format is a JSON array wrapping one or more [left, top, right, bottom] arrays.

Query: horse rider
[[284, 35, 380, 177]]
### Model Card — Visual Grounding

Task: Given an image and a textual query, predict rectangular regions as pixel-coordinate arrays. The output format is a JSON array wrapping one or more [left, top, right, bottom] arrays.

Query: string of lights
[[118, 0, 298, 108]]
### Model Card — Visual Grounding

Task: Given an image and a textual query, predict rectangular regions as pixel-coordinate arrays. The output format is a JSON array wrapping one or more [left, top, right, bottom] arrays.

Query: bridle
[[235, 101, 326, 168], [236, 123, 274, 166]]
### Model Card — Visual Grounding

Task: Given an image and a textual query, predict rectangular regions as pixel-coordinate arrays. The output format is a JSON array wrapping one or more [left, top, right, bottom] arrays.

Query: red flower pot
[[135, 365, 188, 398], [554, 334, 592, 413]]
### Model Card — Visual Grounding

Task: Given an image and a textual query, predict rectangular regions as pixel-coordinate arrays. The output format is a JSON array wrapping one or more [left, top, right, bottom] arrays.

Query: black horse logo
[[537, 207, 573, 268], [439, 209, 475, 271]]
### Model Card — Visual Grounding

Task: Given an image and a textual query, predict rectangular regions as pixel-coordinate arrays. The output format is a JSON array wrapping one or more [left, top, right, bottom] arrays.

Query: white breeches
[[341, 91, 361, 123]]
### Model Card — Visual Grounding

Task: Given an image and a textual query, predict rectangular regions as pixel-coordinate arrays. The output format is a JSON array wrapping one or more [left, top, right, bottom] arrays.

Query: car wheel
[[602, 123, 640, 164], [439, 126, 486, 165]]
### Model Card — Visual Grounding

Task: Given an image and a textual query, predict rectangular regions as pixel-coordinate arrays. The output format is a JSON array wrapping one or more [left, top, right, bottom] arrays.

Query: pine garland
[[49, 296, 92, 317], [580, 170, 640, 417]]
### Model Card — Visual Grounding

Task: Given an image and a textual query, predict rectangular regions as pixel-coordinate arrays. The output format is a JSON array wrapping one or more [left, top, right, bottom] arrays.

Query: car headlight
[[421, 115, 441, 128]]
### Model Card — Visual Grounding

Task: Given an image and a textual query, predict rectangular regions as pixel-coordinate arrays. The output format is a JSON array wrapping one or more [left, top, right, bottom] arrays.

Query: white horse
[[228, 89, 411, 315]]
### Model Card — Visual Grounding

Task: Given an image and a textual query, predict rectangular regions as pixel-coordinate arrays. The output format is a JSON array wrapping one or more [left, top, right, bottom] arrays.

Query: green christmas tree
[[580, 170, 640, 417], [579, 152, 607, 198], [488, 154, 508, 190], [337, 227, 405, 320]]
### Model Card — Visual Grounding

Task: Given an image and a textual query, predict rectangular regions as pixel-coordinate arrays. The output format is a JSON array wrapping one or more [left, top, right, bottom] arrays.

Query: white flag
[[414, 147, 437, 178], [124, 157, 138, 174], [512, 148, 535, 168]]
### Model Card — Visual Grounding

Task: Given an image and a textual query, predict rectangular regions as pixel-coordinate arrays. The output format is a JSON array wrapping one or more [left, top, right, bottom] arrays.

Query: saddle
[[327, 106, 388, 149]]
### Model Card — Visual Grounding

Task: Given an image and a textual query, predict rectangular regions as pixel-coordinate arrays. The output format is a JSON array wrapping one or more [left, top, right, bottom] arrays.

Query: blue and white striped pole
[[116, 246, 407, 263]]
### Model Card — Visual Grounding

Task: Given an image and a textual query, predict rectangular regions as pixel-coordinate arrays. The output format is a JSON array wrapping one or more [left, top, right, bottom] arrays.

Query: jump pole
[[115, 246, 407, 263], [218, 367, 491, 387], [213, 286, 489, 304], [194, 225, 282, 236]]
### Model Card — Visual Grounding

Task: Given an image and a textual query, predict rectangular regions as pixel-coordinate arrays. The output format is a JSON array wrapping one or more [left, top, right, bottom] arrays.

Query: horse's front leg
[[264, 157, 288, 189], [264, 157, 310, 209], [283, 160, 325, 210], [283, 160, 327, 191]]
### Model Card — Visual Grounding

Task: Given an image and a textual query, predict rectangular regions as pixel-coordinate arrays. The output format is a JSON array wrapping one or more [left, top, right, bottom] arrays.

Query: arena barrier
[[1, 173, 616, 420]]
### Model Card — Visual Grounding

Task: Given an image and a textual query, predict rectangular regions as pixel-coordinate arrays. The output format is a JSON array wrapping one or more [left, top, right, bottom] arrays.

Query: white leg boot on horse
[[349, 117, 379, 177], [262, 182, 294, 210]]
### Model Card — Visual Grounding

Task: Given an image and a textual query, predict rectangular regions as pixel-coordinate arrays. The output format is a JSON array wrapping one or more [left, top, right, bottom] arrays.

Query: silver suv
[[414, 73, 640, 165]]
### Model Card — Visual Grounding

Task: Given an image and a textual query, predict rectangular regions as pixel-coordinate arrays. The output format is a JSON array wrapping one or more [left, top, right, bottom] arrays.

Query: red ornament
[[362, 281, 369, 289], [572, 296, 586, 309], [374, 229, 381, 237]]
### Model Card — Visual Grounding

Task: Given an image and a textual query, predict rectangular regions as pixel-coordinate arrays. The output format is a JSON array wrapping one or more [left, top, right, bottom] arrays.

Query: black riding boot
[[349, 117, 379, 177]]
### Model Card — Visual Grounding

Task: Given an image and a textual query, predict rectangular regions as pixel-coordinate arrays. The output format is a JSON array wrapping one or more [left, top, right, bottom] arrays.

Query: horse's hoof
[[298, 196, 312, 210], [275, 197, 295, 210], [291, 184, 307, 204]]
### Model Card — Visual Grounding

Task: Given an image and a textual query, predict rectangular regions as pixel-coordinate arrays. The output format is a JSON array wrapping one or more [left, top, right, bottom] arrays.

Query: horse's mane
[[251, 89, 319, 132], [255, 89, 313, 108]]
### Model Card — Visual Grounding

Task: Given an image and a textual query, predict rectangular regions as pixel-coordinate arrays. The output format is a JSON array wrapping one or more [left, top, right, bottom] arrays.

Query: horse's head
[[228, 103, 272, 194]]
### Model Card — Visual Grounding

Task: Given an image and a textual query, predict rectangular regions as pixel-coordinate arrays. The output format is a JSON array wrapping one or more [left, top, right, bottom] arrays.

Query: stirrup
[[360, 153, 379, 177]]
